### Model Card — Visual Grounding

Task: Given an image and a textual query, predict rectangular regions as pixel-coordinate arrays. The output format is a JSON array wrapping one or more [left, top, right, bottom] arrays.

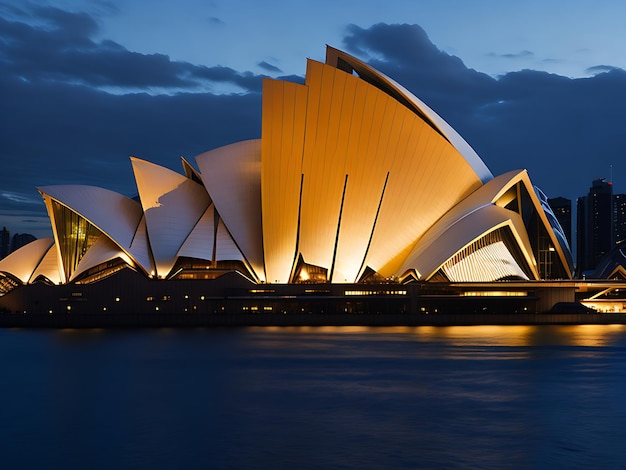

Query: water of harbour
[[1, 324, 626, 469]]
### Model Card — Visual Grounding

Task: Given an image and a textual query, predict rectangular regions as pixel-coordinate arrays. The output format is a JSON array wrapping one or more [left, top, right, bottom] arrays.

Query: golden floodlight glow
[[0, 45, 574, 289], [299, 267, 310, 281]]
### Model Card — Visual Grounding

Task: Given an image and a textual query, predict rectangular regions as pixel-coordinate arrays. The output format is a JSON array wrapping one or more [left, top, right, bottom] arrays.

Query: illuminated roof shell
[[0, 46, 574, 287], [400, 169, 573, 281], [30, 243, 61, 284], [325, 46, 493, 184], [261, 56, 488, 282], [71, 236, 133, 282], [0, 238, 54, 283], [195, 139, 265, 282], [37, 185, 143, 250], [131, 157, 211, 278]]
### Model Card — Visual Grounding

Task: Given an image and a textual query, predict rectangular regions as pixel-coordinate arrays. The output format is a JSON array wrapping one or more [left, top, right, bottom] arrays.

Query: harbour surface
[[1, 324, 626, 469]]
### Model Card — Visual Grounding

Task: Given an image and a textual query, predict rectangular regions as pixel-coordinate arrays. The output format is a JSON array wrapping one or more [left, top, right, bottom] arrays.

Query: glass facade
[[51, 200, 102, 281]]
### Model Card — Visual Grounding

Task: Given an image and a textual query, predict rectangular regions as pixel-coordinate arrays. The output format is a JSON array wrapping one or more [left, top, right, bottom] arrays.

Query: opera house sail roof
[[0, 46, 574, 295]]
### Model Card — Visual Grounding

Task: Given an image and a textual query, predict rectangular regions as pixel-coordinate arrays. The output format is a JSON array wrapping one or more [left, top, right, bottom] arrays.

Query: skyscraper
[[577, 178, 613, 275], [614, 193, 626, 246], [0, 227, 9, 259]]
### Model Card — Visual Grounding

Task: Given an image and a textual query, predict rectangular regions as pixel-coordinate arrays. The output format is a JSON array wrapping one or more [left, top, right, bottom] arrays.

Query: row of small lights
[[52, 294, 216, 314]]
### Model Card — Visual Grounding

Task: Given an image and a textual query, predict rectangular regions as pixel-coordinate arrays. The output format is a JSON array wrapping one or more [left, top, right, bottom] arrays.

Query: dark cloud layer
[[489, 50, 534, 59], [0, 5, 265, 236], [2, 8, 626, 238], [258, 61, 283, 73], [0, 5, 265, 92]]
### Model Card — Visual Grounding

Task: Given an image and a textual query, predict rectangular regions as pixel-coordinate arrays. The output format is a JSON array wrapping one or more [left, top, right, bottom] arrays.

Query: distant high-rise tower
[[577, 178, 614, 275], [0, 227, 9, 259], [614, 193, 626, 246], [548, 197, 572, 247]]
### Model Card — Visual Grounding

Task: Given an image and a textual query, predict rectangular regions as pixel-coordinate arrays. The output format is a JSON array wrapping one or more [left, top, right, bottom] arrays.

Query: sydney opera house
[[0, 46, 576, 321]]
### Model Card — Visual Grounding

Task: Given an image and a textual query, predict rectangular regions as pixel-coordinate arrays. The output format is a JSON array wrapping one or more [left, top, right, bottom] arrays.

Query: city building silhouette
[[577, 179, 615, 275], [0, 227, 9, 260], [614, 193, 626, 247]]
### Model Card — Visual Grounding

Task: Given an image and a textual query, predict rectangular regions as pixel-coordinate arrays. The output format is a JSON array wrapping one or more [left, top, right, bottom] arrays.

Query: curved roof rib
[[441, 238, 530, 282], [131, 157, 211, 278], [325, 46, 493, 184]]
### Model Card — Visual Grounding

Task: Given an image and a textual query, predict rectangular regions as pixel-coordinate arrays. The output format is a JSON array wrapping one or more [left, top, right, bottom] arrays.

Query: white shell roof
[[0, 238, 54, 283], [398, 169, 557, 280], [131, 157, 211, 278], [29, 244, 61, 284], [128, 215, 153, 275], [195, 139, 264, 282], [38, 185, 143, 249], [401, 205, 538, 281], [176, 204, 216, 261], [216, 218, 245, 262], [70, 235, 133, 282]]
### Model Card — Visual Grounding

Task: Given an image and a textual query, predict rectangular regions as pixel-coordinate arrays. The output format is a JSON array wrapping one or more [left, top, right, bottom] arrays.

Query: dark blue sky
[[2, 2, 626, 238]]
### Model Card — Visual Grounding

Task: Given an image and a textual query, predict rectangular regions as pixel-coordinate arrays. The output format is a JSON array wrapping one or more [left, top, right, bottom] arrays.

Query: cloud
[[488, 50, 534, 59], [341, 23, 498, 114], [0, 5, 266, 93], [586, 65, 621, 75], [207, 16, 224, 25], [0, 5, 270, 238], [1, 192, 41, 205], [1, 73, 262, 188], [258, 61, 283, 73]]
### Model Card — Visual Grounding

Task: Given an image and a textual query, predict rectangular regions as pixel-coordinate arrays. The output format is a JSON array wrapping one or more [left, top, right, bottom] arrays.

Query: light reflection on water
[[1, 325, 626, 469]]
